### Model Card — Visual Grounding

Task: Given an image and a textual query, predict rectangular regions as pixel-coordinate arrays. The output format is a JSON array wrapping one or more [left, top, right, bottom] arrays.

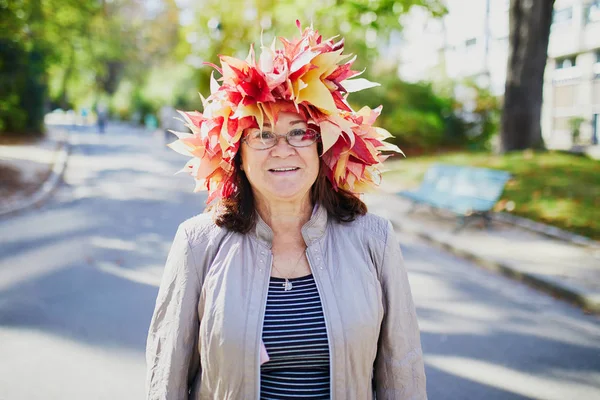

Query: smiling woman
[[146, 21, 427, 400], [241, 112, 319, 201]]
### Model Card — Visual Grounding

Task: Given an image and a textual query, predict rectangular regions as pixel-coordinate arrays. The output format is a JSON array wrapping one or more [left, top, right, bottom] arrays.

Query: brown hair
[[209, 143, 367, 233]]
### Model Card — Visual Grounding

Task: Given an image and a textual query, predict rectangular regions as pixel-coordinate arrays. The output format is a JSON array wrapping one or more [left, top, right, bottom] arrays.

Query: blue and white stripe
[[260, 274, 330, 399]]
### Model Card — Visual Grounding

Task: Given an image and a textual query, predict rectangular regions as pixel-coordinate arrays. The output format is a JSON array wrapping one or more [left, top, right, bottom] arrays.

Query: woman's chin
[[263, 185, 310, 203]]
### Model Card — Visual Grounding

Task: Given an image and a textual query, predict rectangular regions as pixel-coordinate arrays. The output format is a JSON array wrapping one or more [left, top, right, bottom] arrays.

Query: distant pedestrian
[[96, 103, 108, 134]]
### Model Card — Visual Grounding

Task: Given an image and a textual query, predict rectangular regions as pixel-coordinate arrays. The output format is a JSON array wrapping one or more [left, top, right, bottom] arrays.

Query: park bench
[[397, 163, 512, 231]]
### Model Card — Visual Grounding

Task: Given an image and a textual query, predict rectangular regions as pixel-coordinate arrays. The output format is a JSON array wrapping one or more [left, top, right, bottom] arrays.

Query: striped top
[[260, 274, 330, 399]]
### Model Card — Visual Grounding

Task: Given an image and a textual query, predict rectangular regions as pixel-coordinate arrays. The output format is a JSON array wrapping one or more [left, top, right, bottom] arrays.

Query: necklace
[[272, 249, 306, 291]]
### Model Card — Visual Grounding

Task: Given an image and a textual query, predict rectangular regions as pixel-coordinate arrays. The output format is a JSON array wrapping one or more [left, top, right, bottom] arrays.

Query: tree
[[500, 0, 555, 152], [0, 0, 106, 135], [183, 0, 445, 98], [0, 0, 186, 135]]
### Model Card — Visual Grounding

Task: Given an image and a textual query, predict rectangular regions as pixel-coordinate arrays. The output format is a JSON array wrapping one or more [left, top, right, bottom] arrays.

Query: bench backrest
[[422, 163, 511, 203]]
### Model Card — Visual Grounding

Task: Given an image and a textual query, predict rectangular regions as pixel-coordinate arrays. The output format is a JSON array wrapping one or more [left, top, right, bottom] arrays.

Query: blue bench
[[397, 163, 512, 231]]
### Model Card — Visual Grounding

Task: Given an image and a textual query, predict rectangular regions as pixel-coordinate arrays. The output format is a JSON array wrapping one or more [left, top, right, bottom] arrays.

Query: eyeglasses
[[242, 128, 320, 150]]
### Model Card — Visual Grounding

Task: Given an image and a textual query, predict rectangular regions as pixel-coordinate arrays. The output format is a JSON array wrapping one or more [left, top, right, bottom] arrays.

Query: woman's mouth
[[269, 167, 300, 174]]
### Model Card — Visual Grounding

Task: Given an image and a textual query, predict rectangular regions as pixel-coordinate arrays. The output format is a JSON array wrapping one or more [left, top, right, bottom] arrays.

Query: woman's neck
[[254, 194, 313, 239]]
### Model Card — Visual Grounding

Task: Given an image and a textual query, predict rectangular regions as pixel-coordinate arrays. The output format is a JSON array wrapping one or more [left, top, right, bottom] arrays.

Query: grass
[[382, 150, 600, 241]]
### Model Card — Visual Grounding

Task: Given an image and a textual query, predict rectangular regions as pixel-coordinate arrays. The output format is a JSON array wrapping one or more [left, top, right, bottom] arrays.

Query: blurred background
[[1, 0, 600, 399], [2, 0, 599, 238]]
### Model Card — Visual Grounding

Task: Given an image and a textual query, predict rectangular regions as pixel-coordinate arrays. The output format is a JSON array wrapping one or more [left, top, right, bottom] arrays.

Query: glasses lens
[[246, 130, 276, 149], [287, 128, 318, 147], [244, 128, 319, 149]]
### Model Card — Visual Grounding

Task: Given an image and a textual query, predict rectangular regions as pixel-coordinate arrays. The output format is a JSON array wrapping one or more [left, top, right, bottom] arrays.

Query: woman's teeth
[[270, 167, 299, 172]]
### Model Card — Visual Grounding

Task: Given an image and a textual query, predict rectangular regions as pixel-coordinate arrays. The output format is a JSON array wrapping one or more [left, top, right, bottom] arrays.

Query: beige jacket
[[146, 206, 427, 399]]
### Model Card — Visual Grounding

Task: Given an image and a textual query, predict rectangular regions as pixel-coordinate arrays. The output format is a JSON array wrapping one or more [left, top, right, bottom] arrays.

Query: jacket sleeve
[[374, 221, 427, 400], [146, 224, 201, 400]]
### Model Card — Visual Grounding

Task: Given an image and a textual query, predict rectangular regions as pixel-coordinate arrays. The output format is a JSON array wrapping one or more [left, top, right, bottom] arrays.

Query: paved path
[[0, 125, 201, 399], [365, 189, 600, 312], [400, 232, 600, 400], [0, 124, 599, 399]]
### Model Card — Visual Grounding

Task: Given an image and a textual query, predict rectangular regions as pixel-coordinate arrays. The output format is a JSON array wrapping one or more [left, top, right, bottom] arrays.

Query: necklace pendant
[[283, 279, 293, 291]]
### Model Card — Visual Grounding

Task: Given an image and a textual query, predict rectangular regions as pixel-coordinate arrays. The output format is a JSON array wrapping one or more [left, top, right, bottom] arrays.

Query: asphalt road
[[0, 125, 599, 400]]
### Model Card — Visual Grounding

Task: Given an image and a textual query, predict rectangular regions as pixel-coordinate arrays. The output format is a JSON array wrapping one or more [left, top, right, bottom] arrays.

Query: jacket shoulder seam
[[352, 214, 388, 244], [181, 225, 202, 289]]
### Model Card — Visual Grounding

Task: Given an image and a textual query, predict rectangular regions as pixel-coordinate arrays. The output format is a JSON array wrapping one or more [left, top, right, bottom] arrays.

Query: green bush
[[451, 79, 501, 150], [350, 75, 454, 149], [348, 72, 500, 151], [387, 108, 446, 148], [0, 39, 46, 136], [107, 63, 199, 124]]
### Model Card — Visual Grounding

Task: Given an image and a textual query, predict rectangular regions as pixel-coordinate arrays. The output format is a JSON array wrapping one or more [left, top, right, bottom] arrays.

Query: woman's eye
[[260, 131, 275, 139], [249, 130, 270, 139], [289, 129, 306, 137]]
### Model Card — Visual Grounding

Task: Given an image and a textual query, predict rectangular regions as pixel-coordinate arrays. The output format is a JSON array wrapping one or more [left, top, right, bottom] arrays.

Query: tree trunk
[[58, 46, 75, 110], [501, 0, 555, 152]]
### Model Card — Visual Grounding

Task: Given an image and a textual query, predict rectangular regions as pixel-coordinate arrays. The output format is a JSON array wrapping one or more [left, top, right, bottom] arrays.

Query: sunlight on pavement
[[0, 242, 84, 292], [0, 327, 144, 399], [425, 355, 600, 400], [95, 261, 162, 287], [91, 237, 137, 251]]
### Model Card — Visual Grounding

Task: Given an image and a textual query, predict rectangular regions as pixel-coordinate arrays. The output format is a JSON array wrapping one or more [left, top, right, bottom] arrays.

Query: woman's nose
[[270, 135, 295, 156]]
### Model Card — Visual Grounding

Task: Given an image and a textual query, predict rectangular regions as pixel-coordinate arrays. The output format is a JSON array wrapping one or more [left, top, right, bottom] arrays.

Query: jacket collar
[[253, 203, 328, 248]]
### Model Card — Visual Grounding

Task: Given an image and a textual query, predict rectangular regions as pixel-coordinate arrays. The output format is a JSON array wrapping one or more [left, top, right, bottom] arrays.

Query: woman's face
[[240, 112, 320, 205]]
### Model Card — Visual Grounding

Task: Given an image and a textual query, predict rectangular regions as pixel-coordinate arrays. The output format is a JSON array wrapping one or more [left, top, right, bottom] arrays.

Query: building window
[[464, 38, 477, 56], [553, 86, 575, 108], [465, 38, 477, 48], [555, 56, 577, 69], [552, 7, 573, 26], [586, 1, 600, 24]]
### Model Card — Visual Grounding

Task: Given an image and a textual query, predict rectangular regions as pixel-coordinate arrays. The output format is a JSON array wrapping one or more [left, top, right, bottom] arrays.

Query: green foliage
[[348, 71, 500, 151], [449, 79, 501, 150], [185, 0, 446, 94], [0, 37, 46, 135], [310, 0, 446, 70], [568, 116, 585, 144], [0, 0, 50, 135], [1, 0, 449, 134], [0, 39, 28, 133], [351, 77, 450, 149], [111, 80, 136, 120], [109, 63, 197, 122], [0, 0, 184, 135], [1, 0, 450, 133]]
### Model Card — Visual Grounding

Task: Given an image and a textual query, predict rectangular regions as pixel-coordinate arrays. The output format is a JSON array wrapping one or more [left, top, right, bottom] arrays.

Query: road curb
[[388, 217, 600, 314], [0, 129, 71, 219], [492, 212, 600, 250]]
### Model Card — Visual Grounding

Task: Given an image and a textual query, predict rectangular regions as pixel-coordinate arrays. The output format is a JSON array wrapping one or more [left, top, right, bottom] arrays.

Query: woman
[[146, 22, 427, 399]]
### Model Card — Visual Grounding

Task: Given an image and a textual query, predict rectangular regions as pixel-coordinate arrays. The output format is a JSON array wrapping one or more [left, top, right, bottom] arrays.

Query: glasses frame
[[242, 127, 321, 150]]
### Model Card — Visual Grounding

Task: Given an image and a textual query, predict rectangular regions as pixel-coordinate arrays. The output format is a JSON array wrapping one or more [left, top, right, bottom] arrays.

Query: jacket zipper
[[256, 251, 273, 399], [306, 248, 335, 400]]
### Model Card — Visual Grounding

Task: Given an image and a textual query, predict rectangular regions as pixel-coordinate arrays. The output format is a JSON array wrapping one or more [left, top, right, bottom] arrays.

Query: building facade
[[543, 0, 600, 147], [395, 0, 600, 148], [395, 0, 510, 94]]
